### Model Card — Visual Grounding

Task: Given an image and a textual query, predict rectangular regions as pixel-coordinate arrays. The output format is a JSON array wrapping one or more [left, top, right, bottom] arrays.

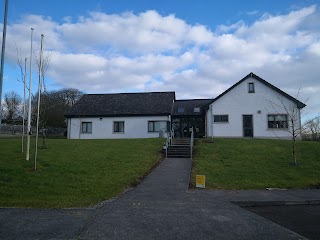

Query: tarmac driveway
[[1, 157, 319, 239]]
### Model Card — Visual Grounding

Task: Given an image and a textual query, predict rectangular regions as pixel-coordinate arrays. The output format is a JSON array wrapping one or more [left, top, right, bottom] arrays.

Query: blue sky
[[1, 0, 320, 121]]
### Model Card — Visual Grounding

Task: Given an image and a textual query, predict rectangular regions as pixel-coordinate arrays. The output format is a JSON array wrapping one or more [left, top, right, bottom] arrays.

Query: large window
[[113, 121, 125, 133], [268, 114, 288, 129], [82, 122, 92, 133], [214, 115, 229, 123], [148, 121, 169, 132]]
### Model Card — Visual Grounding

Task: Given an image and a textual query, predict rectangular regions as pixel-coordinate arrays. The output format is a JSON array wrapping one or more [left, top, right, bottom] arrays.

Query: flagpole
[[22, 57, 27, 153], [26, 28, 34, 161], [0, 0, 9, 132]]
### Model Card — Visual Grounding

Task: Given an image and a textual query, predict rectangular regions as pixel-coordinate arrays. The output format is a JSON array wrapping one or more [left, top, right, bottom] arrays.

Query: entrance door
[[243, 115, 253, 137]]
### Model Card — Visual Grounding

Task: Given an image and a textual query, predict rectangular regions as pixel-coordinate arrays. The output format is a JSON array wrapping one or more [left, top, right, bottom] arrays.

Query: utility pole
[[26, 28, 34, 161], [0, 0, 9, 132]]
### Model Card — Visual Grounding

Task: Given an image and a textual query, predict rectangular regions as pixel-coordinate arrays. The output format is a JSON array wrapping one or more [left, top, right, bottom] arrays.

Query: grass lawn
[[0, 137, 164, 208], [191, 138, 320, 190]]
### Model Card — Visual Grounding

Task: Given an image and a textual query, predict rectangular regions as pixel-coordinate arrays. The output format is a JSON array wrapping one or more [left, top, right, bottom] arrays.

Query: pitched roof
[[207, 72, 306, 109], [65, 91, 175, 117], [172, 99, 212, 116]]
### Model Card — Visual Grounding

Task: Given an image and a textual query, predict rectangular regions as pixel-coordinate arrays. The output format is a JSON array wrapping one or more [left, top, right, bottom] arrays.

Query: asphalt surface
[[1, 157, 319, 239], [245, 205, 320, 240]]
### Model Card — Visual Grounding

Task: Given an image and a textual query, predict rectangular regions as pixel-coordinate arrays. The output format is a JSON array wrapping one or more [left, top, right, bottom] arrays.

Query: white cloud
[[2, 5, 320, 120]]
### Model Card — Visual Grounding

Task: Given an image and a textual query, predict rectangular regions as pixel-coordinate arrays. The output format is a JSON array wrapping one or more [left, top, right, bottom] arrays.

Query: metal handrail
[[166, 128, 174, 158], [190, 127, 194, 159]]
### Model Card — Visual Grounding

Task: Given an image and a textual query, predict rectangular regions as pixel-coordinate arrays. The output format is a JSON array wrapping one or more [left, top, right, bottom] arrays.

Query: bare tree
[[32, 88, 83, 128], [303, 116, 320, 141], [16, 47, 28, 152], [3, 91, 22, 121], [34, 49, 51, 148], [267, 89, 306, 166]]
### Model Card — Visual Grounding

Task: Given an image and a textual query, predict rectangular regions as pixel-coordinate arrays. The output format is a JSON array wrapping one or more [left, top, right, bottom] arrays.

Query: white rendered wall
[[67, 115, 170, 139], [208, 77, 302, 139]]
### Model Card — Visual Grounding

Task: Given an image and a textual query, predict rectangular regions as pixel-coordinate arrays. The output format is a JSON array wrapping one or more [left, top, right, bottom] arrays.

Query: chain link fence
[[0, 124, 66, 137]]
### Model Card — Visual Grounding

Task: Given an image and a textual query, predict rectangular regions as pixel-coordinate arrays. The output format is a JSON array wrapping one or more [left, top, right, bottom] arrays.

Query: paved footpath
[[1, 158, 320, 239]]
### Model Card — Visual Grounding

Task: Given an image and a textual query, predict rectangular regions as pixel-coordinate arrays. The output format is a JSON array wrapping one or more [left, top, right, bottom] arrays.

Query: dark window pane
[[82, 122, 92, 133], [249, 83, 255, 93], [214, 115, 228, 123], [114, 121, 124, 132], [178, 107, 185, 113], [267, 114, 288, 129], [148, 121, 169, 132]]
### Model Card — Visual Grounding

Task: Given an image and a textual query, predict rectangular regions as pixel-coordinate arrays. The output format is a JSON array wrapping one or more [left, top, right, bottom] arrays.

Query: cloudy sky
[[0, 0, 319, 120]]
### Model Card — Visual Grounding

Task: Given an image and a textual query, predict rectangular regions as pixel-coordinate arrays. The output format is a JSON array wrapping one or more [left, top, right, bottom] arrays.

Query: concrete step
[[167, 155, 191, 158], [167, 145, 192, 158], [168, 146, 190, 149], [167, 138, 192, 158], [172, 138, 190, 144], [171, 142, 190, 145], [167, 151, 191, 155], [169, 145, 191, 149]]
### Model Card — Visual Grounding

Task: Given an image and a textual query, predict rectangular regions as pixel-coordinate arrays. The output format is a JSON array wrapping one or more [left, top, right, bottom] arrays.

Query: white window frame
[[213, 115, 229, 123], [148, 121, 169, 132], [248, 82, 255, 93], [113, 121, 125, 133], [81, 122, 92, 133], [267, 114, 288, 129]]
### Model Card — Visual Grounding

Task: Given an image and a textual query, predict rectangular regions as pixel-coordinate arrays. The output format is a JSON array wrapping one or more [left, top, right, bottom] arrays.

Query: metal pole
[[22, 57, 27, 153], [26, 28, 34, 161], [34, 34, 44, 171], [0, 0, 9, 132]]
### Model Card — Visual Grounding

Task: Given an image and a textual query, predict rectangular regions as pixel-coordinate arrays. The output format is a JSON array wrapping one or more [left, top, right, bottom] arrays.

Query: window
[[248, 82, 255, 93], [214, 115, 229, 123], [148, 121, 169, 132], [81, 122, 92, 133], [113, 121, 125, 133], [194, 107, 200, 113], [178, 107, 185, 113], [268, 114, 288, 129]]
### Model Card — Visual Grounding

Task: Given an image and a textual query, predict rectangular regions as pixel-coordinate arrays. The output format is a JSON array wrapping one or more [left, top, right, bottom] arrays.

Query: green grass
[[0, 137, 163, 208], [192, 138, 320, 190]]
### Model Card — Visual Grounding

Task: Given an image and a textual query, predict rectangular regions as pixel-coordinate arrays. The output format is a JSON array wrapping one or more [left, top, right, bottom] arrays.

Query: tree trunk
[[291, 118, 297, 166], [42, 128, 47, 149], [292, 136, 297, 166]]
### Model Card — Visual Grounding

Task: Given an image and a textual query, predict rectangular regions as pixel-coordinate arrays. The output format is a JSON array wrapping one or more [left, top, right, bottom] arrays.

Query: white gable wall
[[67, 115, 169, 139], [207, 77, 301, 139]]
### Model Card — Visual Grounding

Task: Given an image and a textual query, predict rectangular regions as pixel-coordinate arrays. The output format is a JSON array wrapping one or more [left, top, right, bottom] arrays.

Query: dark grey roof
[[65, 92, 175, 117], [206, 72, 306, 109], [172, 99, 212, 116]]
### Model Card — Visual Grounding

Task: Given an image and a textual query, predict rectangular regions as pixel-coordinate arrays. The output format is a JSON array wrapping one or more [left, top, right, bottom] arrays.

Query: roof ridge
[[86, 91, 175, 96], [175, 98, 212, 101]]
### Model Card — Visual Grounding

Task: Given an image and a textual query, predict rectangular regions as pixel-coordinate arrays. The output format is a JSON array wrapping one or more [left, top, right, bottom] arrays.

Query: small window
[[214, 115, 229, 123], [113, 121, 125, 133], [248, 82, 255, 93], [268, 114, 288, 129], [194, 107, 200, 113], [148, 121, 169, 132], [81, 122, 92, 133], [178, 107, 185, 113]]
